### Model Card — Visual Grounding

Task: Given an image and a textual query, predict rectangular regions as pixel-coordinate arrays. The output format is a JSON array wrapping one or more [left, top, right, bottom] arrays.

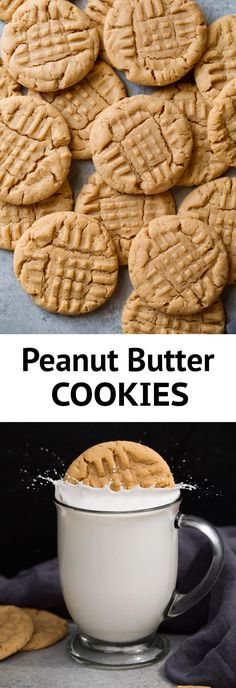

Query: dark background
[[1, 422, 235, 577]]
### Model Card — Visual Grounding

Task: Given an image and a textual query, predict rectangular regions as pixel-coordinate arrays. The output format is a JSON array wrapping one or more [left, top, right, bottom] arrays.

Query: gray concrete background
[[0, 628, 187, 688], [1, 0, 236, 333]]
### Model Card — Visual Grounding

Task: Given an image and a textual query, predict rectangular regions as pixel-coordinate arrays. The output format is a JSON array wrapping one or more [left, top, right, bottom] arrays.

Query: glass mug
[[56, 496, 224, 669]]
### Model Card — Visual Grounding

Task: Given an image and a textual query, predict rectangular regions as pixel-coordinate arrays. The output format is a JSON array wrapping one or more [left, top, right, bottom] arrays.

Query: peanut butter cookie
[[207, 78, 236, 167], [122, 291, 225, 334], [128, 216, 228, 315], [0, 96, 71, 206], [0, 180, 73, 251], [195, 15, 236, 104], [90, 95, 193, 195], [85, 0, 114, 63], [0, 0, 24, 21], [1, 0, 100, 92], [0, 59, 21, 97], [159, 84, 228, 186], [64, 440, 175, 491], [75, 172, 176, 265], [0, 606, 33, 661], [31, 60, 126, 160], [22, 609, 68, 651], [103, 0, 207, 86], [14, 211, 119, 315], [179, 177, 236, 285]]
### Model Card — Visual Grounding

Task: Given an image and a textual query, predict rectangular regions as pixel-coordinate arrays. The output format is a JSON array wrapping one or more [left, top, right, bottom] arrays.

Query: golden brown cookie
[[64, 441, 175, 491], [31, 61, 126, 160], [0, 606, 34, 661], [0, 59, 21, 97], [14, 211, 119, 315], [75, 172, 176, 265], [195, 15, 236, 105], [90, 95, 193, 195], [0, 0, 24, 21], [128, 215, 228, 315], [22, 609, 68, 651], [85, 0, 114, 63], [0, 180, 73, 251], [122, 291, 225, 334], [179, 178, 236, 285], [103, 0, 207, 86], [159, 84, 228, 186], [207, 78, 236, 167], [0, 96, 71, 206], [1, 0, 100, 92]]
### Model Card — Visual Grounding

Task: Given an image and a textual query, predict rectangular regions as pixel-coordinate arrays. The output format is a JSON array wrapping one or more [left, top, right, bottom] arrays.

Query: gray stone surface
[[0, 628, 187, 688], [0, 0, 236, 333]]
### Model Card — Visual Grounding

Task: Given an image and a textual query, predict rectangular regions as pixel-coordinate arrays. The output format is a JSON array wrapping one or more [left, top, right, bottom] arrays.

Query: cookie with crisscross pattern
[[14, 211, 119, 314], [128, 215, 228, 315], [195, 15, 236, 104], [75, 172, 176, 264], [90, 95, 193, 194], [207, 78, 236, 168], [103, 0, 207, 86], [64, 441, 175, 491], [1, 0, 100, 92], [122, 291, 225, 334], [0, 59, 21, 97], [159, 84, 228, 186], [85, 0, 114, 63], [0, 96, 71, 205], [0, 179, 73, 250], [179, 177, 236, 285], [30, 60, 126, 159], [0, 0, 24, 21]]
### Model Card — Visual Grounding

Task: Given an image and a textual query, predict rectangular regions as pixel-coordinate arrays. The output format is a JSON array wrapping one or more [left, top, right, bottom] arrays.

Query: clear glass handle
[[165, 513, 224, 618]]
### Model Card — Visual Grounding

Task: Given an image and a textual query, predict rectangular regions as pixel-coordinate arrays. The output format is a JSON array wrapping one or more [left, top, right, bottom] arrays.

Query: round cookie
[[0, 180, 73, 251], [85, 0, 114, 63], [0, 59, 21, 97], [22, 609, 68, 651], [31, 61, 126, 160], [90, 95, 193, 195], [122, 291, 225, 334], [0, 0, 24, 21], [159, 84, 228, 186], [75, 172, 176, 265], [207, 78, 236, 167], [128, 215, 228, 315], [1, 0, 100, 92], [179, 178, 236, 285], [103, 0, 207, 87], [195, 15, 236, 105], [64, 440, 175, 491], [14, 211, 119, 315], [0, 96, 71, 206], [0, 606, 34, 661]]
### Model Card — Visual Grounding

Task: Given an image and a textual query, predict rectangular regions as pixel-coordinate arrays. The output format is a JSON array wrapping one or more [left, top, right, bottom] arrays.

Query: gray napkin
[[165, 527, 236, 688]]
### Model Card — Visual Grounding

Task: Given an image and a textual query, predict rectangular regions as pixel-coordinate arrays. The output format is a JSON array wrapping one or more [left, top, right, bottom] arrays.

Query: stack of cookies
[[0, 0, 235, 331], [0, 605, 68, 661]]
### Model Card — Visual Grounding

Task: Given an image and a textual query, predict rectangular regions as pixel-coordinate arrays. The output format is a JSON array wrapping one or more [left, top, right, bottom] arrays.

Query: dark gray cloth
[[0, 528, 236, 687], [165, 527, 236, 688], [0, 559, 68, 618], [226, 320, 236, 334]]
